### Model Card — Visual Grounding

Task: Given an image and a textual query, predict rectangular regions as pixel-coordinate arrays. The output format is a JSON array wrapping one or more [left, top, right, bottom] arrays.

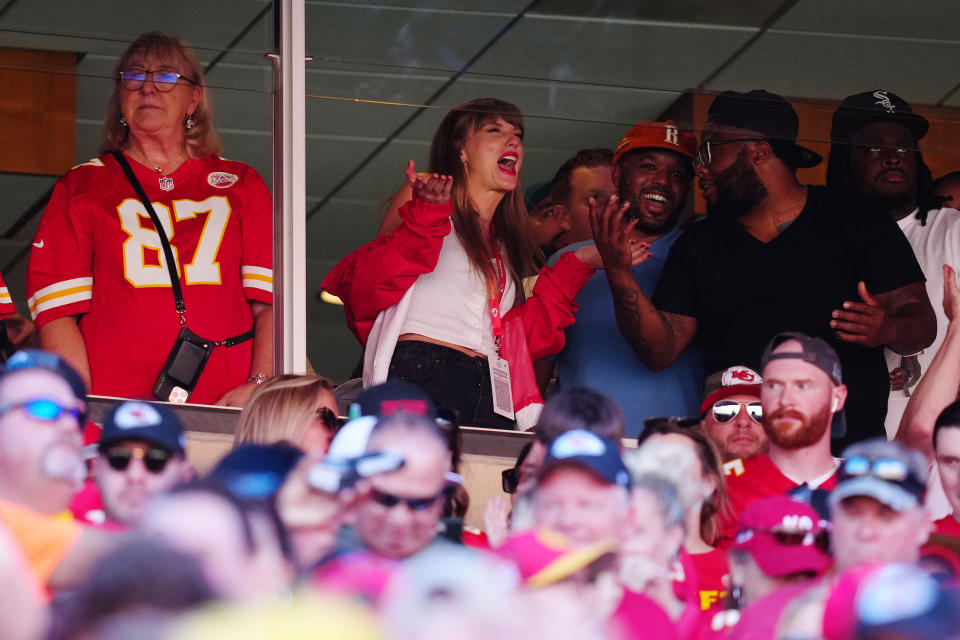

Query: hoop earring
[[120, 115, 127, 127], [185, 115, 195, 130]]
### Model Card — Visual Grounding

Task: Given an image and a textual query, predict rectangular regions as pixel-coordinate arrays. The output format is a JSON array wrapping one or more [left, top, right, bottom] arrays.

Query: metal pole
[[270, 0, 307, 374]]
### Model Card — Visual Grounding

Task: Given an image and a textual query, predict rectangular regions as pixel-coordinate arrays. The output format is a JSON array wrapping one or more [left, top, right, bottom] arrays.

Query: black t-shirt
[[653, 186, 924, 443]]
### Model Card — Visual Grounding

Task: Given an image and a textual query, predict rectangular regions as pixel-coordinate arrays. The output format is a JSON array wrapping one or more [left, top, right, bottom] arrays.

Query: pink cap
[[496, 528, 615, 587], [733, 496, 831, 578]]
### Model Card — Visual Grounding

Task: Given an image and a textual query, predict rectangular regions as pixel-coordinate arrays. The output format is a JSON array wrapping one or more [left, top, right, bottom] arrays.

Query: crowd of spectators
[[0, 28, 959, 640]]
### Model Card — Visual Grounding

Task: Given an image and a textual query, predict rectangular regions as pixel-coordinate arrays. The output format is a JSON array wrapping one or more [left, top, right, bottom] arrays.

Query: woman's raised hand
[[405, 159, 452, 204]]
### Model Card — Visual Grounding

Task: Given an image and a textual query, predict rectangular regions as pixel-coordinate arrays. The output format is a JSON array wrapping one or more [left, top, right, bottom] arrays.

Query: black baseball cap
[[761, 331, 843, 385], [357, 380, 437, 420], [707, 90, 822, 169], [99, 400, 186, 455], [831, 90, 929, 144]]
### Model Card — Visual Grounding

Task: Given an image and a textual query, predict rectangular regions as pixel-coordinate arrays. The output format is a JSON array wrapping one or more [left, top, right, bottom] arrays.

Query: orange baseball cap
[[613, 120, 698, 164]]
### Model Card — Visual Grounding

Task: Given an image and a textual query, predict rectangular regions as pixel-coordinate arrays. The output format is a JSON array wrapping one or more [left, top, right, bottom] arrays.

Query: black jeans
[[388, 340, 516, 430]]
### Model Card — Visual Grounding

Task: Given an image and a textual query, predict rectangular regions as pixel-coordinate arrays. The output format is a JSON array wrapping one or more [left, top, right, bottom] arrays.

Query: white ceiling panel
[[471, 15, 754, 90], [534, 0, 779, 27], [705, 30, 960, 105], [778, 0, 960, 41], [0, 0, 270, 56], [304, 3, 515, 70]]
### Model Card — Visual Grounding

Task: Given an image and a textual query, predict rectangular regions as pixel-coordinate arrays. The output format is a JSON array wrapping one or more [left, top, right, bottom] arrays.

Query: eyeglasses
[[105, 446, 173, 473], [694, 138, 766, 169], [315, 407, 338, 431], [370, 488, 442, 512], [119, 69, 196, 92], [0, 398, 84, 423], [711, 400, 763, 424], [738, 525, 830, 554]]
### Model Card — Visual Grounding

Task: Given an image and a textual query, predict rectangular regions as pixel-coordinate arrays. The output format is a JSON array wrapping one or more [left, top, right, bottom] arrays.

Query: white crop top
[[400, 231, 517, 358]]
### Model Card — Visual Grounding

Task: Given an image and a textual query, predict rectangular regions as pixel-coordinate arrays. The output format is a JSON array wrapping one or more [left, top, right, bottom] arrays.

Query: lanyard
[[486, 252, 507, 358]]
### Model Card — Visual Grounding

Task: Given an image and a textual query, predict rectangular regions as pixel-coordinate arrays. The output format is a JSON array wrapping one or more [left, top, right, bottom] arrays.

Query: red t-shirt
[[726, 582, 814, 640], [27, 153, 273, 403], [690, 547, 730, 612], [933, 515, 960, 538], [610, 589, 678, 640], [721, 454, 838, 540], [0, 270, 16, 319]]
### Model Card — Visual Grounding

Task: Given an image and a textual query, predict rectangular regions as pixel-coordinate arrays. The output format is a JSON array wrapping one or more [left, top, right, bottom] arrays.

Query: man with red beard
[[721, 333, 848, 537]]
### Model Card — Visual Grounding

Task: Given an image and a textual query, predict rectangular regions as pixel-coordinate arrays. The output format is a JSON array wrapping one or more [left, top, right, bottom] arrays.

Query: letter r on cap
[[665, 125, 679, 146]]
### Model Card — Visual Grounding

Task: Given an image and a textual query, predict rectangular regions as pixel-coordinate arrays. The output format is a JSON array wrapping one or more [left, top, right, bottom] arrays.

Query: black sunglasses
[[315, 407, 338, 431], [105, 446, 173, 473], [370, 488, 442, 512], [694, 137, 766, 169]]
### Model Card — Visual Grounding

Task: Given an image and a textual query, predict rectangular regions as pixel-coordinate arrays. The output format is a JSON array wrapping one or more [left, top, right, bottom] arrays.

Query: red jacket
[[321, 196, 593, 359]]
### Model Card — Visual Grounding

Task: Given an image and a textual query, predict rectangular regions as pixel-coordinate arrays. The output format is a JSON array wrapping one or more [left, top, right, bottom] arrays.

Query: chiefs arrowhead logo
[[207, 172, 239, 188]]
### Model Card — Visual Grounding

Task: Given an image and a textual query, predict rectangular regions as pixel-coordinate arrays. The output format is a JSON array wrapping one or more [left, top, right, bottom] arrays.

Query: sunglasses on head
[[105, 446, 173, 473], [0, 398, 84, 423], [740, 525, 830, 554], [370, 488, 442, 512], [711, 400, 762, 424], [839, 455, 925, 496]]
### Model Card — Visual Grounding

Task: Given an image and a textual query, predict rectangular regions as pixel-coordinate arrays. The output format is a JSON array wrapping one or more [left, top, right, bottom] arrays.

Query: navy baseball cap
[[539, 429, 631, 489], [99, 400, 186, 456], [831, 439, 928, 512], [1, 349, 87, 407]]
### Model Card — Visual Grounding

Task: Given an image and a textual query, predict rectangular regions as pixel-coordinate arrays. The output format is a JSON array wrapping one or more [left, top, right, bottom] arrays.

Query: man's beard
[[619, 183, 681, 236], [764, 405, 832, 449], [706, 148, 768, 222]]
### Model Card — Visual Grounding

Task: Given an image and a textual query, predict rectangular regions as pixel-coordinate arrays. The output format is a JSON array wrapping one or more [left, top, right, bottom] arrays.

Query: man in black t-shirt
[[590, 89, 935, 447]]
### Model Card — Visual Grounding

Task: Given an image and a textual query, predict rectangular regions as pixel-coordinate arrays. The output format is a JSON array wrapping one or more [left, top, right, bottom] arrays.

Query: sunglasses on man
[[104, 446, 174, 474], [710, 400, 763, 424], [370, 487, 443, 512], [0, 398, 85, 423]]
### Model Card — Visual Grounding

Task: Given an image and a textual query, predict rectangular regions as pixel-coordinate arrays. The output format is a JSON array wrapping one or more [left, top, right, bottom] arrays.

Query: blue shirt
[[549, 228, 704, 437]]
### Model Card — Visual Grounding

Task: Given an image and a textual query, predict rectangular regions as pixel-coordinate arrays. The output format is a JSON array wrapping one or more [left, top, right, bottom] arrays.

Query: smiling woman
[[26, 32, 274, 407], [323, 98, 647, 429]]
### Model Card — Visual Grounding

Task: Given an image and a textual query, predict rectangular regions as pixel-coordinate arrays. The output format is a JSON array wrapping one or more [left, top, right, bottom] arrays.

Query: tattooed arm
[[606, 268, 697, 370], [590, 194, 698, 370]]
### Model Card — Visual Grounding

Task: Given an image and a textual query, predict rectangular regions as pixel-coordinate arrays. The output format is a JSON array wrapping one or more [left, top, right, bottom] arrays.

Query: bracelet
[[248, 373, 269, 385]]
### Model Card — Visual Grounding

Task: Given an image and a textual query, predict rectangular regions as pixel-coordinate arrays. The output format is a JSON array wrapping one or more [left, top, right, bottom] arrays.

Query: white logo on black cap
[[873, 90, 896, 114]]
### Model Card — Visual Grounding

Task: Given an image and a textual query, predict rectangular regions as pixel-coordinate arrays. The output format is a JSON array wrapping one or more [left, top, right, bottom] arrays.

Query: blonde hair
[[234, 374, 334, 448], [99, 31, 222, 158]]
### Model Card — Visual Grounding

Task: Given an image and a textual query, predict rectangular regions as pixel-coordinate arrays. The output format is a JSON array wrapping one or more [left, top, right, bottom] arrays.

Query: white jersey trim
[[28, 277, 93, 319], [241, 266, 273, 293]]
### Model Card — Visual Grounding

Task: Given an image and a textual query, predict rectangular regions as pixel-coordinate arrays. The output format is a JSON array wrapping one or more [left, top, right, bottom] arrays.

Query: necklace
[[128, 148, 186, 191], [154, 163, 175, 192]]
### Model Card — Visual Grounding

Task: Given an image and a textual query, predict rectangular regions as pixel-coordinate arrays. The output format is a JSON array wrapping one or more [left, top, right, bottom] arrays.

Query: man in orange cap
[[548, 121, 702, 437]]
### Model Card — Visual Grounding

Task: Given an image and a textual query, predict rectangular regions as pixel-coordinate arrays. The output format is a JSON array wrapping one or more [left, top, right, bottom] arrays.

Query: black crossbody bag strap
[[112, 151, 254, 346], [113, 151, 186, 323]]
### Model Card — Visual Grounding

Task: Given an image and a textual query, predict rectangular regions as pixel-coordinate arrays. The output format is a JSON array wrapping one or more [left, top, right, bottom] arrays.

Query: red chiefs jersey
[[27, 153, 272, 403], [0, 270, 15, 319], [690, 547, 730, 612], [720, 453, 838, 541]]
